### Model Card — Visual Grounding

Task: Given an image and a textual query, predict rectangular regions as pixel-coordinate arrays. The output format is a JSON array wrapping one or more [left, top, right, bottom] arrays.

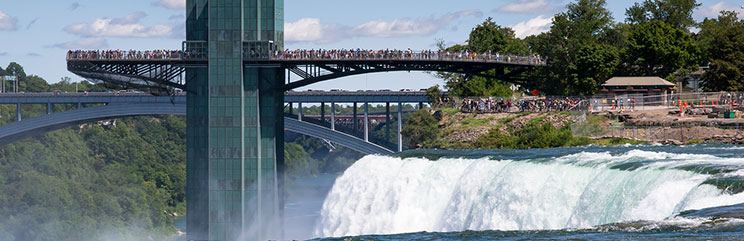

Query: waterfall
[[314, 150, 744, 237]]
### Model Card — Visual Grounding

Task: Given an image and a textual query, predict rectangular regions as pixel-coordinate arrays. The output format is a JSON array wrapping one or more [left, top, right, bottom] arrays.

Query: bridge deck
[[0, 91, 429, 104]]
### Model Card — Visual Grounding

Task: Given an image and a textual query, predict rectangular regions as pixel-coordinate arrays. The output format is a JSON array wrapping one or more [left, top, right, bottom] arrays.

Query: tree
[[621, 20, 700, 78], [569, 44, 619, 94], [699, 11, 744, 91], [426, 85, 442, 105], [625, 0, 700, 30], [20, 75, 49, 92], [4, 62, 25, 79], [467, 17, 527, 54], [401, 110, 439, 148], [437, 19, 522, 97], [537, 0, 616, 95]]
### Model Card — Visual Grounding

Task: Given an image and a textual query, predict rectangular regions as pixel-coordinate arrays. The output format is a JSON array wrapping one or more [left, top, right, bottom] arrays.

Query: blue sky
[[0, 0, 741, 91]]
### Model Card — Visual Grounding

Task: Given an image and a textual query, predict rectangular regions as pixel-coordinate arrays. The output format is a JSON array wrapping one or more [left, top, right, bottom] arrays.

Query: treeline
[[441, 0, 744, 96]]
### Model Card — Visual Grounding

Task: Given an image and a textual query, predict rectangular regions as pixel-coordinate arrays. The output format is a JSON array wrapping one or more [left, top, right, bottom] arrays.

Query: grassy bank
[[402, 109, 644, 150]]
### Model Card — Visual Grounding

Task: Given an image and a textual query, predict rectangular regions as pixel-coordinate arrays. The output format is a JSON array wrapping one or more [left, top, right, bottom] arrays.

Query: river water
[[291, 144, 744, 240]]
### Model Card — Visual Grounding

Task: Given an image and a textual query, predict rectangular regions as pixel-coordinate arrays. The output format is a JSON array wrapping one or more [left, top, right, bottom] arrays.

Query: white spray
[[314, 151, 744, 237]]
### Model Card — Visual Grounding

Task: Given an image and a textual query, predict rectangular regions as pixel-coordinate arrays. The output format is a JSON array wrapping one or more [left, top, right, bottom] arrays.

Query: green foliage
[[426, 85, 442, 103], [570, 44, 620, 95], [536, 0, 617, 95], [440, 108, 460, 115], [283, 143, 319, 179], [699, 11, 744, 91], [438, 18, 521, 97], [625, 0, 700, 29], [4, 62, 26, 79], [685, 138, 704, 145], [621, 20, 700, 77], [592, 137, 647, 145], [0, 117, 185, 241], [401, 110, 440, 148], [467, 17, 527, 54], [475, 118, 590, 149]]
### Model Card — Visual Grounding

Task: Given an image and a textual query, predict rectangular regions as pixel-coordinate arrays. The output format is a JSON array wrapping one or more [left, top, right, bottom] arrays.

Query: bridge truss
[[68, 58, 539, 92]]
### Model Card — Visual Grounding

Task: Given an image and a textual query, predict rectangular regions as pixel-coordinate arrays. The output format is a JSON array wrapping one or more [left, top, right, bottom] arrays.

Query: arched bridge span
[[0, 103, 392, 154]]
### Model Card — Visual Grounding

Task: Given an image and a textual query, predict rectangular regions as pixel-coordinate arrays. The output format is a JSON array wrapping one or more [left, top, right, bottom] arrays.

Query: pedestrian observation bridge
[[66, 49, 546, 93], [0, 91, 429, 154]]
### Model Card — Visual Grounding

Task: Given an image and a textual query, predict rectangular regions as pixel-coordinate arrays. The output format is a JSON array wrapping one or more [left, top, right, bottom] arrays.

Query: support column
[[364, 102, 369, 142], [16, 103, 21, 121], [386, 102, 390, 141], [320, 102, 325, 126], [47, 103, 52, 115], [419, 102, 424, 110], [298, 102, 303, 121], [353, 102, 358, 131], [78, 102, 82, 109], [331, 102, 336, 130], [398, 102, 403, 152], [288, 102, 293, 115]]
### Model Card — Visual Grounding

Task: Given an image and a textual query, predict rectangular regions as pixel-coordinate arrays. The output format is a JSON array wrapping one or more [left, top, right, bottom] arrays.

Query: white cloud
[[153, 0, 186, 10], [52, 38, 108, 49], [285, 10, 482, 44], [495, 0, 561, 14], [0, 11, 18, 31], [285, 18, 344, 44], [64, 12, 181, 38], [511, 15, 553, 38], [696, 1, 744, 19], [352, 10, 482, 37]]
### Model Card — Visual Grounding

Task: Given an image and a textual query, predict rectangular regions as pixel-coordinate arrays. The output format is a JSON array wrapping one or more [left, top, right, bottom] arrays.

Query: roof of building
[[601, 76, 675, 87]]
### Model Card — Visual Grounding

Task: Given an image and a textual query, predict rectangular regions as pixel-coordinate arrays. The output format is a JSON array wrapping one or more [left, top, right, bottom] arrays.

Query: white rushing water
[[314, 151, 744, 237]]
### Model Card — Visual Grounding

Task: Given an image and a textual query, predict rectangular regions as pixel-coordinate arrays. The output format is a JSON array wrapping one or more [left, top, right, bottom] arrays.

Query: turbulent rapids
[[313, 145, 744, 238]]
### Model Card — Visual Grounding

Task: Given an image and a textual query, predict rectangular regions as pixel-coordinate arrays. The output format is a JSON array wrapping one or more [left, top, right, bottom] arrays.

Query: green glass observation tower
[[184, 0, 285, 240]]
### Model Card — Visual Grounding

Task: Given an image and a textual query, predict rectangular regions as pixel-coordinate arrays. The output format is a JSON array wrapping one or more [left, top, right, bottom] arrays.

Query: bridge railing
[[66, 49, 547, 66], [271, 50, 547, 65]]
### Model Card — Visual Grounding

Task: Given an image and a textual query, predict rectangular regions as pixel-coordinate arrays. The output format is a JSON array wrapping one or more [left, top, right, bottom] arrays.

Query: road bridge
[[0, 104, 394, 155], [0, 92, 421, 153]]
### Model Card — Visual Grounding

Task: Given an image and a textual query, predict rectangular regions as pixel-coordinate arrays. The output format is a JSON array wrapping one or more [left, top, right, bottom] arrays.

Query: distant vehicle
[[356, 90, 364, 92], [330, 89, 345, 92], [400, 89, 414, 92], [419, 89, 428, 92], [379, 89, 391, 92]]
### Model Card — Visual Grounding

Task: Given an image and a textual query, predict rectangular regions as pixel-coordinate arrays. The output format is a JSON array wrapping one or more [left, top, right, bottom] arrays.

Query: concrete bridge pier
[[364, 102, 369, 142], [287, 102, 293, 115], [398, 102, 403, 152], [298, 102, 303, 121], [47, 103, 52, 115], [331, 102, 336, 130], [320, 102, 325, 126], [353, 102, 358, 131], [386, 102, 390, 142], [16, 103, 21, 121]]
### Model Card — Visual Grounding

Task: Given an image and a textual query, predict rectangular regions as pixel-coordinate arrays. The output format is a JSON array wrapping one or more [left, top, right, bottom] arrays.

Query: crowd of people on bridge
[[67, 50, 184, 60], [274, 49, 546, 64], [66, 48, 546, 65], [436, 97, 586, 113]]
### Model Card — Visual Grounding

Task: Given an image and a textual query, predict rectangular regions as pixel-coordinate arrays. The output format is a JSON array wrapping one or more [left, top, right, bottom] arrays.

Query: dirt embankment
[[597, 108, 744, 144]]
